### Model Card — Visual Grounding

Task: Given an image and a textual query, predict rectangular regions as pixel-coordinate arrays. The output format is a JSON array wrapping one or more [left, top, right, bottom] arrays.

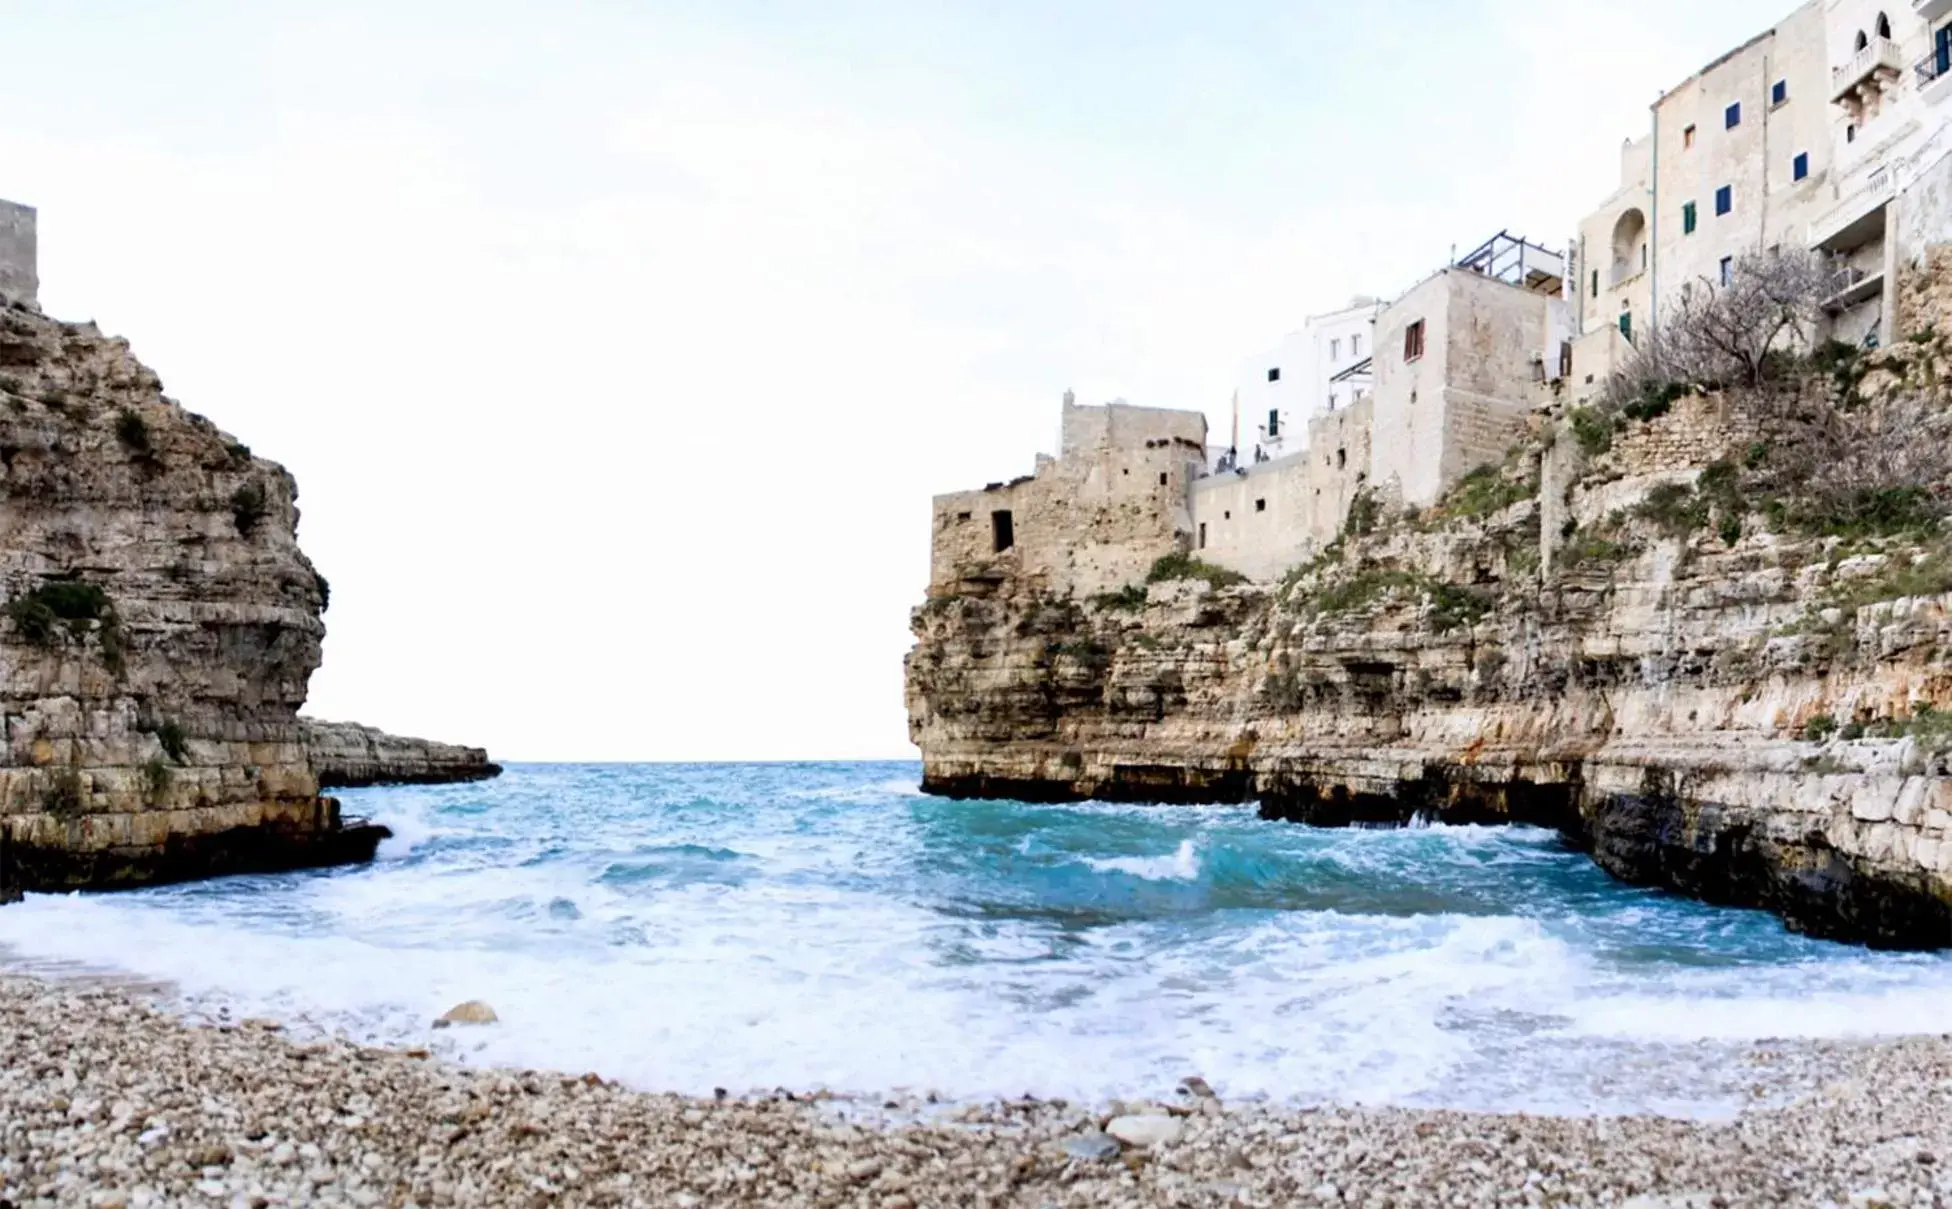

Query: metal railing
[[1917, 44, 1952, 86]]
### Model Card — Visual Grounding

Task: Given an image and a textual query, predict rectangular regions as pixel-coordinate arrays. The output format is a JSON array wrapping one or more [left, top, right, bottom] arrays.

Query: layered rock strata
[[0, 298, 384, 890], [909, 387, 1952, 949], [302, 719, 501, 789]]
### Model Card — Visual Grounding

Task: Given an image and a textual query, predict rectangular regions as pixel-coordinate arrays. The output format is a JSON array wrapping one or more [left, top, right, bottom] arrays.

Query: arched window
[[1856, 29, 1869, 50], [1877, 12, 1892, 39]]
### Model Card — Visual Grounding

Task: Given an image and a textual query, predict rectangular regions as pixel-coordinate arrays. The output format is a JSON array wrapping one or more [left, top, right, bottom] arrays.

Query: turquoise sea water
[[2, 761, 1950, 1116]]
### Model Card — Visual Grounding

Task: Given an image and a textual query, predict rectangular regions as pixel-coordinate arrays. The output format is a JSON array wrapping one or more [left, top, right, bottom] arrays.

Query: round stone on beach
[[433, 999, 499, 1027], [1060, 1132, 1122, 1161], [1106, 1114, 1183, 1148]]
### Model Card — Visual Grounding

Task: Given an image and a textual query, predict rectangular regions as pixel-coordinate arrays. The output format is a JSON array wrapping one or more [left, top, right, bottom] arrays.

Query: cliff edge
[[0, 297, 384, 891], [302, 719, 501, 789], [909, 263, 1952, 949]]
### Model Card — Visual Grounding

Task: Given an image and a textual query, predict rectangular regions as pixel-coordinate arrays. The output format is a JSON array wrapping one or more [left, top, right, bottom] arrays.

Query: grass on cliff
[[1300, 567, 1492, 634], [1428, 462, 1537, 523], [6, 581, 126, 676], [114, 409, 151, 455], [1146, 553, 1249, 590], [1089, 584, 1148, 612]]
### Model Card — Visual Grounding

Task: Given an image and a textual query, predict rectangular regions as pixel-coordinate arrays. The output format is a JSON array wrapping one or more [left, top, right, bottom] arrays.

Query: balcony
[[1607, 263, 1645, 291], [1919, 42, 1952, 103], [1833, 36, 1906, 114], [1822, 264, 1886, 313], [1810, 167, 1894, 251], [1919, 0, 1952, 23]]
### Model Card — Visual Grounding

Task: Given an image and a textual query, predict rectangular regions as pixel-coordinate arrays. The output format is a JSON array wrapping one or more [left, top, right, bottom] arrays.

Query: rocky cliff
[[909, 331, 1952, 949], [0, 297, 382, 891], [302, 719, 501, 789]]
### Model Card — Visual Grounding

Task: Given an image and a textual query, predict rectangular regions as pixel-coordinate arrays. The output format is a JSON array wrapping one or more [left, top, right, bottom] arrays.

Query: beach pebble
[[433, 999, 499, 1027], [1107, 1115, 1183, 1148], [1061, 1132, 1123, 1161]]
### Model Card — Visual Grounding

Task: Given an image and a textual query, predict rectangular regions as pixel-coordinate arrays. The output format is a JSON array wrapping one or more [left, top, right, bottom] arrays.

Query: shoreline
[[2, 976, 1948, 1206]]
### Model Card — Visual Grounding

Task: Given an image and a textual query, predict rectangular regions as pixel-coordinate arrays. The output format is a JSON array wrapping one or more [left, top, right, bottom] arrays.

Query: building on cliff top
[[0, 199, 36, 308], [1230, 298, 1382, 465], [929, 234, 1572, 597], [1569, 0, 1952, 401]]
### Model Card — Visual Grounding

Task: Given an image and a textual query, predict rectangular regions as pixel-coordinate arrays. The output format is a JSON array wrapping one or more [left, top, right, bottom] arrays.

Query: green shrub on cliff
[[1090, 584, 1148, 612], [1438, 464, 1536, 521], [1146, 553, 1248, 590], [154, 721, 190, 765], [1568, 407, 1613, 457], [230, 482, 269, 536], [43, 769, 83, 818]]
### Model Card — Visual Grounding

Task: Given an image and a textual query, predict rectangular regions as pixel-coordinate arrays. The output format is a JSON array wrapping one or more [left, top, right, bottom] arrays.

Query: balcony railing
[[1833, 36, 1906, 107], [1920, 44, 1952, 87], [1607, 263, 1645, 291]]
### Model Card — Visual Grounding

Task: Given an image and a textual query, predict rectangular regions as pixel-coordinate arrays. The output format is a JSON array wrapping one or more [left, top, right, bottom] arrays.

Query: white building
[[1229, 297, 1381, 464]]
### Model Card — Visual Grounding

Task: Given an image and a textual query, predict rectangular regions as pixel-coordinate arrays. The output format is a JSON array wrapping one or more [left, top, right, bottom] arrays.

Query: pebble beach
[[2, 977, 1949, 1209]]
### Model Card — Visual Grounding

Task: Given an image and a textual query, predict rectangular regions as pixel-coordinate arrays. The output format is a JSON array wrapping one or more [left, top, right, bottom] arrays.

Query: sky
[[0, 0, 1805, 761]]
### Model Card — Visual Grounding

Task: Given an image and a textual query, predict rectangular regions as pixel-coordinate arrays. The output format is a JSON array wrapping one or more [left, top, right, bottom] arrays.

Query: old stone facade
[[0, 200, 36, 308], [928, 401, 1207, 599]]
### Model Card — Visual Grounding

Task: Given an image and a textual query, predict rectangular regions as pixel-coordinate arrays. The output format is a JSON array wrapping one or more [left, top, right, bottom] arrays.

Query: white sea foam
[[2, 764, 1949, 1117], [1084, 839, 1201, 882]]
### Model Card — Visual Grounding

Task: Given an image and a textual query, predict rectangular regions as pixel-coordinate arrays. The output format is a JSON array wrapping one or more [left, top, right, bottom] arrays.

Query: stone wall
[[929, 402, 1205, 599], [1604, 392, 1763, 477], [0, 201, 36, 308], [1190, 453, 1314, 582]]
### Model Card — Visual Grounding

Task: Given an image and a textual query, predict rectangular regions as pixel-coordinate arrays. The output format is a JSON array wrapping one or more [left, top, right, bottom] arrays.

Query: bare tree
[[1602, 249, 1833, 407]]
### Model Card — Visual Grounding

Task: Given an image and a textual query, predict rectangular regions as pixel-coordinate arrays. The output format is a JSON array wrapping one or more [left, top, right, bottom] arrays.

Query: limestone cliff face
[[908, 385, 1952, 949], [302, 720, 501, 789], [0, 298, 371, 890]]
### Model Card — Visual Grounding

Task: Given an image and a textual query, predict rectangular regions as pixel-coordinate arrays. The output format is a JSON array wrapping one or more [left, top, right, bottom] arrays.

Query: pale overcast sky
[[1, 1, 1801, 761]]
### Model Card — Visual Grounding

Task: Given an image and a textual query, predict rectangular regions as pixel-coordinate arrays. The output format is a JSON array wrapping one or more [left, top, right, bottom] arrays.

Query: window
[[1720, 256, 1733, 287], [1793, 152, 1809, 181], [1772, 79, 1788, 106], [1715, 185, 1733, 216], [1877, 12, 1892, 40], [1591, 269, 1599, 297], [1682, 201, 1698, 234], [1683, 124, 1697, 149], [1848, 123, 1858, 144], [1198, 522, 1206, 550], [1158, 472, 1168, 486], [1255, 498, 1267, 513], [1857, 29, 1870, 51], [990, 510, 1014, 553], [1619, 310, 1632, 343], [1330, 338, 1342, 360], [956, 511, 972, 522], [1336, 448, 1347, 469], [1404, 319, 1426, 361], [1351, 334, 1362, 357], [1268, 409, 1280, 438], [1725, 102, 1741, 129], [1266, 367, 1280, 383]]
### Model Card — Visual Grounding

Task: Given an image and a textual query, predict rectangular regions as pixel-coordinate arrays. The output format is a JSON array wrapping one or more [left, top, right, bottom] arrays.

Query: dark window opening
[[1268, 409, 1280, 438], [1725, 101, 1741, 129], [1857, 29, 1870, 50], [1772, 79, 1788, 106], [1224, 510, 1231, 520], [1122, 468, 1129, 475], [1793, 151, 1809, 181], [1198, 522, 1206, 550], [1720, 256, 1733, 287], [1619, 310, 1632, 343], [1336, 448, 1347, 469], [1255, 498, 1267, 513], [956, 511, 971, 522], [1158, 472, 1168, 486], [1683, 124, 1696, 149], [1267, 367, 1281, 383], [1683, 201, 1697, 234], [1877, 12, 1892, 39], [1715, 185, 1732, 216], [1404, 319, 1426, 361], [1591, 269, 1599, 297], [990, 510, 1014, 553]]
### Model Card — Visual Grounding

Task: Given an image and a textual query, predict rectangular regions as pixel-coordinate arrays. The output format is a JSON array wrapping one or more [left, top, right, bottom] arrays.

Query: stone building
[[0, 199, 36, 307], [1368, 235, 1570, 507], [927, 399, 1207, 599]]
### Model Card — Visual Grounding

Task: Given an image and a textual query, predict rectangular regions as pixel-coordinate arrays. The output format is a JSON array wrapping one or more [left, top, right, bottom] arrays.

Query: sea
[[3, 761, 1950, 1118]]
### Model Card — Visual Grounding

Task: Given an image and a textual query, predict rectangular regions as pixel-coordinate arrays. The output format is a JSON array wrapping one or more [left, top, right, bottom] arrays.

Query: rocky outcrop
[[0, 297, 385, 890], [908, 386, 1952, 950], [302, 719, 501, 789]]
